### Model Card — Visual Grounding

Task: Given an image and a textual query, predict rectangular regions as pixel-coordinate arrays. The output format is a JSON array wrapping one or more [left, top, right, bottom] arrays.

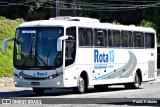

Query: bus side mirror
[[57, 36, 68, 51], [2, 37, 15, 53]]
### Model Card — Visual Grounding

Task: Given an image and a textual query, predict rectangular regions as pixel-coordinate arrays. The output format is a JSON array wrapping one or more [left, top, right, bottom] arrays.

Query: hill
[[0, 16, 24, 77]]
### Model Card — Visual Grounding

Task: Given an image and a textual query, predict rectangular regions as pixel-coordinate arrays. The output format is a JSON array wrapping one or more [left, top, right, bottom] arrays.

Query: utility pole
[[73, 0, 78, 16], [56, 0, 59, 16]]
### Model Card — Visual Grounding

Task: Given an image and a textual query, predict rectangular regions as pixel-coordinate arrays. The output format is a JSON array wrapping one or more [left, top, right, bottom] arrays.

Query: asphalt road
[[0, 79, 160, 107]]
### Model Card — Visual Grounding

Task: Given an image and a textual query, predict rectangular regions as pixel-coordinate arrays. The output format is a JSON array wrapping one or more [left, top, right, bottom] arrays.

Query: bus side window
[[121, 31, 129, 47], [145, 33, 155, 48], [121, 31, 132, 47], [65, 41, 76, 67], [86, 28, 93, 46], [66, 27, 76, 40], [79, 28, 85, 46], [108, 30, 120, 47], [65, 27, 76, 67], [113, 30, 120, 47], [134, 32, 144, 48], [94, 29, 106, 46], [128, 31, 133, 47], [78, 28, 93, 46], [108, 30, 113, 47]]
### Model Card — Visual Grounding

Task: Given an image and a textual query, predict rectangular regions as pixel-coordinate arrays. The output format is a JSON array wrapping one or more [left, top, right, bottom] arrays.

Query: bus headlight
[[14, 73, 24, 79], [14, 82, 17, 85], [47, 72, 63, 79], [49, 76, 53, 79], [19, 76, 23, 79]]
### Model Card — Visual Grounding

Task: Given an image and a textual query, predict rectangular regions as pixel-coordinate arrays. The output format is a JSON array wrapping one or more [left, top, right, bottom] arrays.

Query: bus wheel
[[94, 85, 108, 91], [32, 88, 45, 95], [73, 76, 86, 94], [125, 73, 141, 89]]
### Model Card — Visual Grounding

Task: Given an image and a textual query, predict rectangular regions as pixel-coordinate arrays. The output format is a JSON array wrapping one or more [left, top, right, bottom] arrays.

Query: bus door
[[65, 27, 76, 67]]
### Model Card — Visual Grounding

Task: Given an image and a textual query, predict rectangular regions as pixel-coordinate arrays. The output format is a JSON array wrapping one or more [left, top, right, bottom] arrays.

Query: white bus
[[2, 16, 157, 95]]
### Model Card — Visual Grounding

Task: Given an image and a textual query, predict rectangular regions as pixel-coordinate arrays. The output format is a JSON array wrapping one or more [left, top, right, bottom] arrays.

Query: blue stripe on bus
[[93, 71, 114, 80], [94, 66, 107, 69], [93, 64, 127, 80]]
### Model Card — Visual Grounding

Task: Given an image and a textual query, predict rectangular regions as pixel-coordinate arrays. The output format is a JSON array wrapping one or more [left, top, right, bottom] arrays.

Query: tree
[[140, 20, 157, 30]]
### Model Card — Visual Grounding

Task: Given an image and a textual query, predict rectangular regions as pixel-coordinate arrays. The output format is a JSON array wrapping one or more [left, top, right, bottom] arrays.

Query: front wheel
[[32, 88, 45, 95], [73, 76, 87, 94]]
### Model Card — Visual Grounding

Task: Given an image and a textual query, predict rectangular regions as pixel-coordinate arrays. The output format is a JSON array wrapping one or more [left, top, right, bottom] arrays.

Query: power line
[[0, 0, 160, 12]]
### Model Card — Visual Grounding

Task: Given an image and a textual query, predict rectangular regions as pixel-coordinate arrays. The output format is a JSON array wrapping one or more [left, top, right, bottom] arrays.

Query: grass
[[157, 44, 160, 47], [157, 70, 160, 76], [0, 16, 24, 77]]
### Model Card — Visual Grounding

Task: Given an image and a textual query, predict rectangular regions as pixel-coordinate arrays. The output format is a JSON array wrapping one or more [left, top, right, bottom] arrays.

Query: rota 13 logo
[[94, 49, 114, 63]]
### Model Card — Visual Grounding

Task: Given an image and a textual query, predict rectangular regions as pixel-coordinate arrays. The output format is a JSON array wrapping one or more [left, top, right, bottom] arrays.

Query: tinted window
[[65, 41, 76, 67], [66, 27, 76, 40], [145, 33, 155, 48], [78, 28, 93, 46], [134, 32, 144, 47], [94, 29, 107, 46], [108, 30, 120, 47], [121, 31, 133, 47]]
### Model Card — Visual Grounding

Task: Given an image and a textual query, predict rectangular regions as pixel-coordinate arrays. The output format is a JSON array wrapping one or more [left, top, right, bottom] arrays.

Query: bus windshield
[[14, 27, 64, 70]]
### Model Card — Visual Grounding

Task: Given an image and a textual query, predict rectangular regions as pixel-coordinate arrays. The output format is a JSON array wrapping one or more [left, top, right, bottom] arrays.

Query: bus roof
[[17, 17, 156, 33]]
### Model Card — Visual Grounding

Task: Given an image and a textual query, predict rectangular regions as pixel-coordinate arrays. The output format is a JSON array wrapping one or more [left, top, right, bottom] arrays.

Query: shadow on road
[[0, 90, 34, 98], [0, 86, 143, 98], [87, 86, 143, 94]]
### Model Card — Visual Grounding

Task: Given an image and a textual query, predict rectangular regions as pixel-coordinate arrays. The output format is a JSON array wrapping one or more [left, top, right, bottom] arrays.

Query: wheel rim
[[135, 74, 140, 88], [79, 78, 85, 93]]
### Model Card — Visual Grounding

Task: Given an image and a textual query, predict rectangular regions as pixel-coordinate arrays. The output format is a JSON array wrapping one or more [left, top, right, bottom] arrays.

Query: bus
[[2, 16, 157, 95]]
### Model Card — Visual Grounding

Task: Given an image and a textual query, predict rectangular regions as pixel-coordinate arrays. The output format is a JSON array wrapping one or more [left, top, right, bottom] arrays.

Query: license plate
[[31, 82, 40, 85]]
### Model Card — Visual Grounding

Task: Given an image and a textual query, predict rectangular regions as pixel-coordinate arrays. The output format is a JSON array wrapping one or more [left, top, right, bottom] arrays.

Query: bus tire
[[94, 85, 108, 91], [125, 73, 141, 89], [32, 88, 45, 95], [73, 76, 86, 94]]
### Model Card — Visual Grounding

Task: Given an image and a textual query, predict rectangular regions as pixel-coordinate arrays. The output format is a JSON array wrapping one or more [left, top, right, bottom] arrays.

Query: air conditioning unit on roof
[[49, 16, 100, 23]]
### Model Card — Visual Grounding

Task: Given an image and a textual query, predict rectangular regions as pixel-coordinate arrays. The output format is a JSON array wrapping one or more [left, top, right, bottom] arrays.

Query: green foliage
[[0, 16, 6, 20], [28, 2, 54, 15], [140, 20, 157, 30], [157, 44, 160, 47], [0, 16, 24, 77], [15, 18, 25, 23], [111, 21, 121, 25]]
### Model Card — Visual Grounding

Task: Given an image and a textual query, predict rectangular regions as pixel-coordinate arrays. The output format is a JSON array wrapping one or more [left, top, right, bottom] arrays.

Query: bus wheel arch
[[73, 70, 89, 94], [80, 71, 89, 90]]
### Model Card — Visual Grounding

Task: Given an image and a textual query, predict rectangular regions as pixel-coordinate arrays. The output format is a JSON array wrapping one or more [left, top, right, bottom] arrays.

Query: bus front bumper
[[14, 75, 64, 88]]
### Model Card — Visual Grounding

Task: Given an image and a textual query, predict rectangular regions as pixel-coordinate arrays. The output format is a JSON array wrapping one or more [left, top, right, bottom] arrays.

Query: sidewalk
[[0, 77, 14, 87]]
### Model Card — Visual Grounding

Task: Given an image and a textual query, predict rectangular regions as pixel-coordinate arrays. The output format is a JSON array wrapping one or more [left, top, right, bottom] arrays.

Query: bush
[[15, 18, 25, 23], [112, 21, 121, 25], [140, 20, 157, 30]]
